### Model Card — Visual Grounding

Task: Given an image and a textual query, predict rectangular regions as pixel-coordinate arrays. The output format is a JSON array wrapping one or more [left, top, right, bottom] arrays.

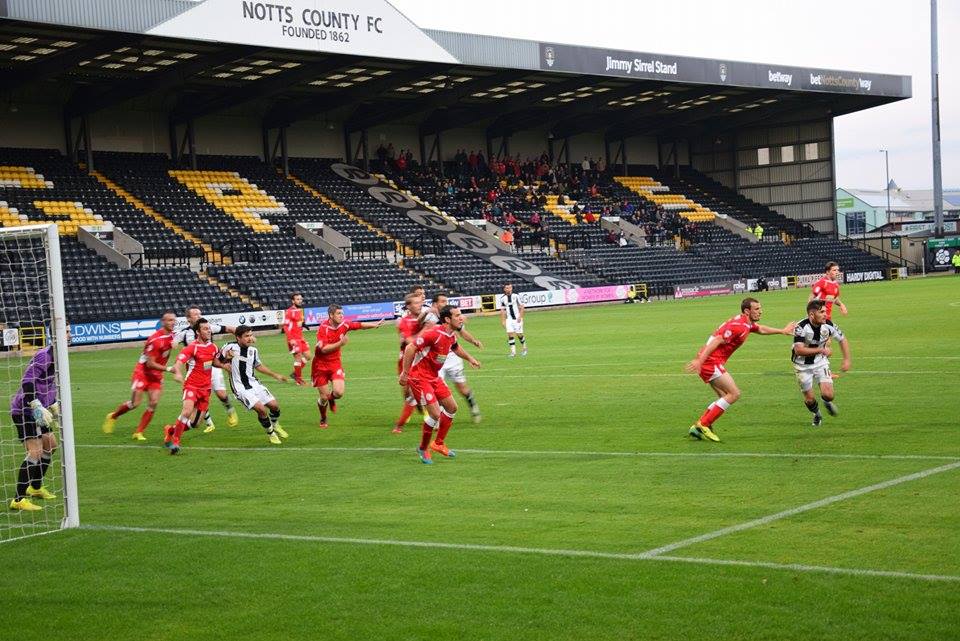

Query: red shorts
[[131, 373, 163, 393], [287, 338, 309, 355], [699, 362, 728, 384], [183, 386, 211, 414], [406, 376, 451, 406], [312, 364, 345, 387]]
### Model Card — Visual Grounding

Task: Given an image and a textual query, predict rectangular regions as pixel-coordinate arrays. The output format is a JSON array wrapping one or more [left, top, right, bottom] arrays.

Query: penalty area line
[[638, 460, 960, 558], [74, 443, 960, 462], [79, 524, 960, 584]]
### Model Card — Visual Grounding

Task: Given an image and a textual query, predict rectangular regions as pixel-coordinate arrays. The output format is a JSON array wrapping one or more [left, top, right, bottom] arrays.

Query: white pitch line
[[638, 461, 960, 558], [651, 554, 960, 583], [74, 443, 960, 462], [80, 524, 960, 583]]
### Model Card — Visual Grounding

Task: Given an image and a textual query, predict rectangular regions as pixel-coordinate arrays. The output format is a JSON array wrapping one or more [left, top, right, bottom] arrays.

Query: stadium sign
[[330, 163, 579, 291], [538, 43, 909, 97], [843, 271, 884, 283], [144, 0, 457, 62], [492, 285, 631, 310], [673, 280, 748, 300], [71, 310, 284, 345]]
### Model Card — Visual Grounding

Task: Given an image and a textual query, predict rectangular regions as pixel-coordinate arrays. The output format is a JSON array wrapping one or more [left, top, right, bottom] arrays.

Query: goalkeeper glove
[[48, 402, 61, 430], [29, 400, 54, 427]]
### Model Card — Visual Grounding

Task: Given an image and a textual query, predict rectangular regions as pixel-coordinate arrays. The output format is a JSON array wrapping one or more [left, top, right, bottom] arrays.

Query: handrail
[[835, 210, 922, 271]]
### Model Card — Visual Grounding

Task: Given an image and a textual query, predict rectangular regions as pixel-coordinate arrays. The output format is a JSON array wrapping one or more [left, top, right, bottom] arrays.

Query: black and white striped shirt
[[792, 319, 844, 369], [220, 342, 261, 391], [175, 322, 224, 347], [499, 294, 522, 320]]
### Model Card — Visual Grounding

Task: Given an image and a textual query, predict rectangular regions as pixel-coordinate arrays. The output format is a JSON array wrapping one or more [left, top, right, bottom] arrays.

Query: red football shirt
[[284, 305, 304, 341], [409, 326, 458, 380], [134, 329, 175, 382], [315, 319, 362, 366], [811, 277, 841, 319], [700, 314, 760, 367], [176, 341, 219, 390], [397, 314, 421, 348]]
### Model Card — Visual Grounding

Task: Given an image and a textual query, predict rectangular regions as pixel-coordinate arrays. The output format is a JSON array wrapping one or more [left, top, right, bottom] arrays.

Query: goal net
[[0, 224, 78, 542]]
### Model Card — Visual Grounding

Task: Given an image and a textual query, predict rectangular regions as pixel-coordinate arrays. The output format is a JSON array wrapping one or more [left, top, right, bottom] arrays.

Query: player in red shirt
[[392, 292, 425, 433], [284, 292, 311, 385], [684, 298, 795, 442], [312, 303, 386, 428], [809, 261, 847, 320], [102, 310, 177, 441], [163, 318, 220, 454], [399, 305, 480, 464]]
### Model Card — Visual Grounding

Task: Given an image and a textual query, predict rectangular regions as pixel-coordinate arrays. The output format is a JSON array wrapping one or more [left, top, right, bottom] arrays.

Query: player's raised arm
[[255, 363, 289, 383], [685, 335, 725, 373], [756, 321, 796, 335], [458, 326, 483, 349], [358, 318, 386, 329], [453, 343, 480, 369], [836, 333, 852, 371]]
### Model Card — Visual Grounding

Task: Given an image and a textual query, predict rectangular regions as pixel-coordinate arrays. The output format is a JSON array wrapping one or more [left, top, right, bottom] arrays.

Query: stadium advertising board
[[71, 309, 283, 345], [927, 237, 960, 270], [329, 163, 579, 291], [843, 271, 884, 283], [391, 295, 479, 316], [145, 0, 456, 62], [493, 285, 630, 310], [539, 43, 909, 97], [304, 301, 396, 325], [673, 280, 748, 300]]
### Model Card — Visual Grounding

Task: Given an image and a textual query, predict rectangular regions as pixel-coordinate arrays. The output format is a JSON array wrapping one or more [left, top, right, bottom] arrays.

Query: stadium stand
[[0, 148, 200, 259]]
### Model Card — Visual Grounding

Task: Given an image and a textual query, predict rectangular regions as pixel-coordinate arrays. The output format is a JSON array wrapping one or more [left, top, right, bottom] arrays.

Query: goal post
[[0, 223, 79, 542]]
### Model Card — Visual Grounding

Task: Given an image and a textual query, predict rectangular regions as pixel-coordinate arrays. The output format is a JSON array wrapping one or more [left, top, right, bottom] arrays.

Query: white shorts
[[440, 352, 466, 384], [234, 382, 276, 411], [505, 319, 524, 334], [211, 367, 226, 393], [794, 365, 833, 392]]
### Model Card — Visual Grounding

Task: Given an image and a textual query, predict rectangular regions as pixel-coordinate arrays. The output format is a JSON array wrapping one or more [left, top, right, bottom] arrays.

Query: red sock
[[135, 409, 155, 433], [698, 402, 726, 427], [419, 422, 433, 450], [111, 401, 132, 419], [318, 400, 327, 422], [396, 402, 415, 427], [293, 362, 303, 379], [436, 411, 454, 444], [172, 416, 190, 445]]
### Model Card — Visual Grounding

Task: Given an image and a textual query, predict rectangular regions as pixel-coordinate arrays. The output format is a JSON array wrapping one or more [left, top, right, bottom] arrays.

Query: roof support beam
[[485, 81, 658, 139], [606, 91, 777, 141], [419, 77, 592, 136], [64, 45, 262, 117], [555, 87, 718, 140], [169, 56, 346, 125], [0, 32, 143, 94], [262, 62, 450, 129], [345, 69, 530, 133]]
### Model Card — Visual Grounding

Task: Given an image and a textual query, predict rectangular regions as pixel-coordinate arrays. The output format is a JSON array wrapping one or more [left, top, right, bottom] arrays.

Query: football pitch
[[2, 276, 959, 640]]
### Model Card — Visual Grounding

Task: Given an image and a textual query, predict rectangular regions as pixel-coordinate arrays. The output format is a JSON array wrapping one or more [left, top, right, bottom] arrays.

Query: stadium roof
[[842, 188, 960, 213], [0, 1, 912, 140]]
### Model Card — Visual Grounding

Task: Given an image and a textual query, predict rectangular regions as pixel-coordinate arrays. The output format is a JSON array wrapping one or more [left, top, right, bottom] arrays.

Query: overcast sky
[[393, 0, 957, 190]]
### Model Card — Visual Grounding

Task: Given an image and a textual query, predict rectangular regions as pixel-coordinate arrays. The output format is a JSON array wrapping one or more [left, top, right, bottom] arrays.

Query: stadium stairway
[[88, 168, 264, 307], [88, 169, 226, 264], [284, 171, 411, 256]]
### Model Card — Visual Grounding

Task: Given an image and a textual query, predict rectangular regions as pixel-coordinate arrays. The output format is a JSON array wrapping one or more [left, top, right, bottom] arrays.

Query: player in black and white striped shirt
[[792, 299, 852, 426], [217, 326, 290, 444], [498, 283, 526, 357]]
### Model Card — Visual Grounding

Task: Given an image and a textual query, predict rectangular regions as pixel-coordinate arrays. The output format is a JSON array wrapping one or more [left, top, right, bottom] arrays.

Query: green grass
[[1, 277, 959, 640]]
